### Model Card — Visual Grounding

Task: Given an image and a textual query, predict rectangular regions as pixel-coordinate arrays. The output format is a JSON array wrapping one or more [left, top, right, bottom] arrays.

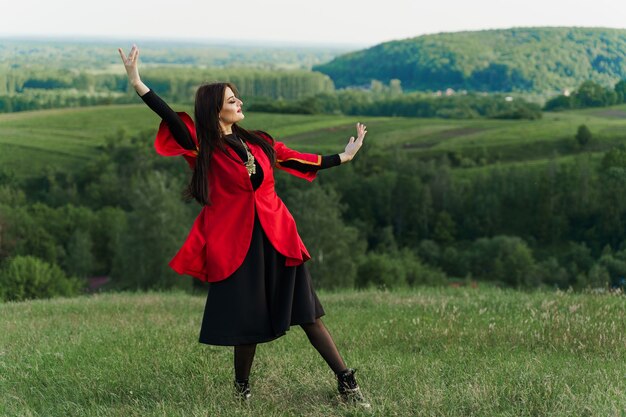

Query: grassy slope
[[0, 105, 364, 179], [2, 104, 626, 179], [0, 105, 160, 179], [1, 287, 625, 416]]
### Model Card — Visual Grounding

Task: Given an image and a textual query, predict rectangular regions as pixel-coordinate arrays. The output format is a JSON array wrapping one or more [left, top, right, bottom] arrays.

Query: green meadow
[[1, 287, 625, 416], [3, 103, 626, 180]]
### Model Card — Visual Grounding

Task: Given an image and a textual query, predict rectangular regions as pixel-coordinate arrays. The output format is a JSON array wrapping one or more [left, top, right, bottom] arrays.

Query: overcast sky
[[2, 0, 626, 47]]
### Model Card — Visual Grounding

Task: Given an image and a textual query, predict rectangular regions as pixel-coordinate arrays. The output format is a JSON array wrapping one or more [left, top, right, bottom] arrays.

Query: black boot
[[336, 368, 371, 408], [233, 378, 251, 400]]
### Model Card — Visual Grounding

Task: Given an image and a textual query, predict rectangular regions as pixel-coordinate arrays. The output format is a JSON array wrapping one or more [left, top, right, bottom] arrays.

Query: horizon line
[[0, 33, 370, 50], [2, 25, 626, 50]]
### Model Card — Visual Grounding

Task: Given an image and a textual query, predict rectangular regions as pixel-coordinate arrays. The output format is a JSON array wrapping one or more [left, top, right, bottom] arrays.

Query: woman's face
[[219, 87, 244, 125]]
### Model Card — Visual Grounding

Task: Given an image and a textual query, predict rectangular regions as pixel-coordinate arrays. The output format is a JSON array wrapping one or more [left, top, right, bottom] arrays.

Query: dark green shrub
[[467, 236, 536, 287], [356, 249, 447, 289], [356, 252, 407, 289], [398, 248, 447, 286], [575, 125, 592, 147], [0, 255, 84, 302]]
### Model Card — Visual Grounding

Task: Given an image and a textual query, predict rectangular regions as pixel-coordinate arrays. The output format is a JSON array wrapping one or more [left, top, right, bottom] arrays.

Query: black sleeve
[[278, 154, 341, 172], [138, 89, 196, 151]]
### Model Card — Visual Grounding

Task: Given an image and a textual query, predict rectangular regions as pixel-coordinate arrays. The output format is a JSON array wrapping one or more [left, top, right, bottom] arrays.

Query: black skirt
[[198, 209, 325, 346]]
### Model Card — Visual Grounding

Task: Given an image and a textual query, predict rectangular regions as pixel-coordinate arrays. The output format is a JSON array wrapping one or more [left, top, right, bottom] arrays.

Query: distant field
[[0, 105, 363, 179], [1, 287, 625, 416], [3, 104, 626, 179], [0, 106, 161, 179]]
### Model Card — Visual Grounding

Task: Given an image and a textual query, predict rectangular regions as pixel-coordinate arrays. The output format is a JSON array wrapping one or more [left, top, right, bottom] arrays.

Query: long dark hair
[[185, 82, 276, 206]]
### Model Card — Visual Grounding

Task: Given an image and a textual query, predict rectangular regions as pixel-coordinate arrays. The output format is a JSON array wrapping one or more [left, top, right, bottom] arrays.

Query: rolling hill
[[313, 27, 626, 94], [3, 103, 626, 180]]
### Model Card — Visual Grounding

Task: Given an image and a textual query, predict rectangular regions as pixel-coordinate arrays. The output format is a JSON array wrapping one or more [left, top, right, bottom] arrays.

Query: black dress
[[140, 90, 341, 346]]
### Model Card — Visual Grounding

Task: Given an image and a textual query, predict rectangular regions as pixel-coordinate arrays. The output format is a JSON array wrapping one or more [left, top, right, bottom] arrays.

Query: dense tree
[[283, 184, 365, 289], [545, 79, 626, 111], [65, 229, 95, 279], [250, 89, 542, 120], [315, 28, 626, 93], [614, 80, 626, 102], [8, 117, 626, 295], [467, 236, 537, 287], [111, 172, 193, 291], [576, 81, 617, 107]]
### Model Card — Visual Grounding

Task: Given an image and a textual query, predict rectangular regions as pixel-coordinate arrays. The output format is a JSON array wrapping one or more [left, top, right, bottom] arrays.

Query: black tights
[[233, 318, 347, 381]]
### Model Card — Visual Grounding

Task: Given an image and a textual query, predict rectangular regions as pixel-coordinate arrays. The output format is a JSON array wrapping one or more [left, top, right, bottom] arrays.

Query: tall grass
[[1, 286, 625, 416]]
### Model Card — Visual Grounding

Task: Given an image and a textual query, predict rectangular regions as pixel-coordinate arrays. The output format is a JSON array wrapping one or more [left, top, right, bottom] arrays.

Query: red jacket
[[154, 112, 323, 283]]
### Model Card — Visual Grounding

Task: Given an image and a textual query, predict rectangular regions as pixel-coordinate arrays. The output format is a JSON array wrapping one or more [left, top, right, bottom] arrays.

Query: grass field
[[1, 287, 625, 416], [4, 103, 626, 180], [0, 105, 362, 179]]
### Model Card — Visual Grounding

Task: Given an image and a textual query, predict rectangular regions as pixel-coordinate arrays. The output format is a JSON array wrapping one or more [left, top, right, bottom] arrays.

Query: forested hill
[[313, 27, 626, 93]]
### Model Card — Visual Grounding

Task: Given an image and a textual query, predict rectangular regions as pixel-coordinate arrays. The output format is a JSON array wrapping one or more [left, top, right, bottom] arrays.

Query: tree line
[[249, 83, 542, 120], [2, 128, 626, 301], [0, 66, 335, 113], [544, 79, 626, 110], [0, 67, 542, 119], [0, 55, 573, 122], [2, 39, 345, 72]]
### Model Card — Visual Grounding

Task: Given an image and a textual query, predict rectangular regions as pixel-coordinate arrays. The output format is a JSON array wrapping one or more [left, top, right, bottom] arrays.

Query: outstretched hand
[[118, 45, 141, 86], [343, 122, 367, 161]]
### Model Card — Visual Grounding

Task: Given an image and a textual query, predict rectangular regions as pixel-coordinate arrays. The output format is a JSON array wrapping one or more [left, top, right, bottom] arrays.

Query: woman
[[119, 45, 370, 408]]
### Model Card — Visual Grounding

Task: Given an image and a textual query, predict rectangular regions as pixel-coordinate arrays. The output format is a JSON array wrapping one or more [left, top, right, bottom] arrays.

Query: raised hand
[[342, 122, 367, 162], [118, 45, 149, 95], [118, 45, 141, 86]]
